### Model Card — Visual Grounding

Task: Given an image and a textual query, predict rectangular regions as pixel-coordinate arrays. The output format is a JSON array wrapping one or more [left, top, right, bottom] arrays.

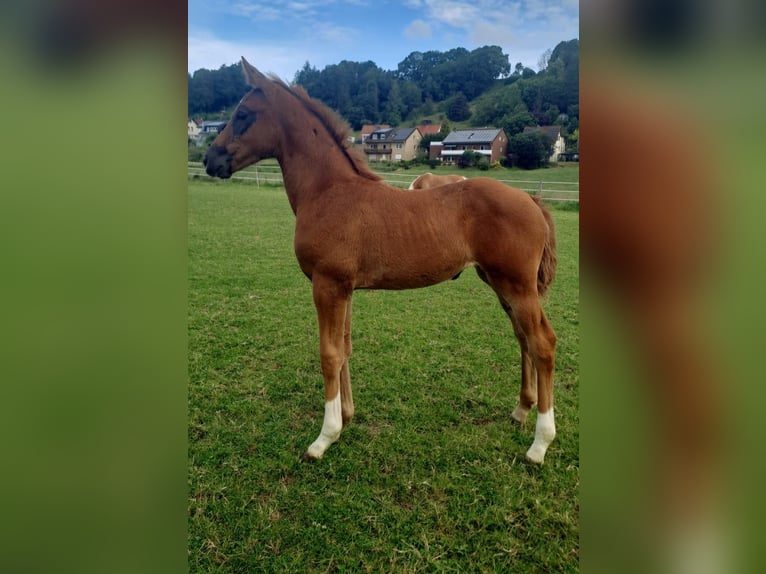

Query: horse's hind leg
[[491, 276, 557, 463], [522, 303, 557, 464], [508, 314, 538, 426], [476, 268, 537, 426]]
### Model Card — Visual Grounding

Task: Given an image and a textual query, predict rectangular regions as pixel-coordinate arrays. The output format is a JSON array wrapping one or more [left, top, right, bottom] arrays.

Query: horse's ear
[[241, 57, 266, 87]]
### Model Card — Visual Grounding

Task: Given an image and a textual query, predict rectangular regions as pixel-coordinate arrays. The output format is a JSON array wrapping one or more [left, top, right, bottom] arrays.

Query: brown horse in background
[[408, 172, 467, 190], [204, 58, 558, 463]]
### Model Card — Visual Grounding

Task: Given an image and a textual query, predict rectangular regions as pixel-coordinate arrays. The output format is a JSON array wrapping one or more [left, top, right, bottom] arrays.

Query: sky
[[188, 0, 579, 81]]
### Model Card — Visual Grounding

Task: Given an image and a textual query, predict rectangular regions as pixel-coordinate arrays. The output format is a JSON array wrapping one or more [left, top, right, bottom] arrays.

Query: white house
[[523, 126, 567, 162], [188, 119, 201, 139]]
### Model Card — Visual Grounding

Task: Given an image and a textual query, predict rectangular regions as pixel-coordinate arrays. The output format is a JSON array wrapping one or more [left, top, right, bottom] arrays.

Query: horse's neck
[[276, 116, 359, 214]]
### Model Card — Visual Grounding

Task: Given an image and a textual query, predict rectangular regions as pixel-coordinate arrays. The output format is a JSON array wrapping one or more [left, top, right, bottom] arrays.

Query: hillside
[[188, 40, 578, 143]]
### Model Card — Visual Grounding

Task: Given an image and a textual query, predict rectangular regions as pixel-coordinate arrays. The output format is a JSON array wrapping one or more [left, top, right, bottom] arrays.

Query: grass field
[[188, 176, 579, 572]]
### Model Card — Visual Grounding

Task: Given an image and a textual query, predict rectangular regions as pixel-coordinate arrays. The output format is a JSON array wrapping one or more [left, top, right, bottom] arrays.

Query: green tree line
[[188, 40, 578, 143]]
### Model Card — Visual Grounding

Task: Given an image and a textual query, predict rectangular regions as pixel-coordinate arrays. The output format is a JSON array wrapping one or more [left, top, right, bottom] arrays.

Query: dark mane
[[268, 75, 382, 182]]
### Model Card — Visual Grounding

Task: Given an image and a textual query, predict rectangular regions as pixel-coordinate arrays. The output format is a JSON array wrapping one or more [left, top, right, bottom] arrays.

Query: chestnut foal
[[204, 58, 558, 463]]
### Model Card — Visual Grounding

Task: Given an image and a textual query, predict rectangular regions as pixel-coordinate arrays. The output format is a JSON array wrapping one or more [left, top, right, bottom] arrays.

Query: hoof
[[525, 445, 546, 465], [301, 451, 320, 462], [511, 405, 530, 426]]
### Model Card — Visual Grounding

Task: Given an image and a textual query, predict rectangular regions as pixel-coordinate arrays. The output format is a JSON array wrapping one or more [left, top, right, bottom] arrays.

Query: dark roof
[[442, 128, 503, 145], [523, 126, 562, 139], [201, 121, 227, 130], [369, 127, 418, 143], [386, 127, 417, 142]]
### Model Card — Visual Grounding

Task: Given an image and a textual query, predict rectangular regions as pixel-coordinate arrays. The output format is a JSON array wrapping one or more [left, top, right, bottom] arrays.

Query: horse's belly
[[356, 255, 474, 290]]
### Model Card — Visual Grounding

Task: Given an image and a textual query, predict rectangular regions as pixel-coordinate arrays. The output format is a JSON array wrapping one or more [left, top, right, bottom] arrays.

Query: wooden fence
[[188, 162, 579, 203]]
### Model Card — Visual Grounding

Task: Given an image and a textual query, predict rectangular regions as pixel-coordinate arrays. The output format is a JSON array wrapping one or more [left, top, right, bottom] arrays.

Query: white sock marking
[[526, 408, 555, 464], [511, 404, 530, 425], [306, 393, 342, 459]]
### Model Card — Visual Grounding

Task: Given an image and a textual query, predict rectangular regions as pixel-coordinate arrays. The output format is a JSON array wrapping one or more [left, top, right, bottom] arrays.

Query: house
[[416, 124, 441, 138], [523, 126, 567, 162], [364, 127, 422, 162], [200, 121, 227, 135], [429, 141, 443, 161], [188, 119, 201, 140], [438, 128, 508, 165], [359, 124, 391, 144]]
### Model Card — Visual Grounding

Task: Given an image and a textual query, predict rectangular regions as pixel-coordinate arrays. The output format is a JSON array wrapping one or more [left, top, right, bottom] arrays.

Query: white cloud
[[404, 19, 432, 39], [311, 22, 358, 44], [188, 30, 302, 80], [407, 0, 577, 69], [434, 0, 479, 28], [229, 2, 281, 20], [469, 21, 515, 46]]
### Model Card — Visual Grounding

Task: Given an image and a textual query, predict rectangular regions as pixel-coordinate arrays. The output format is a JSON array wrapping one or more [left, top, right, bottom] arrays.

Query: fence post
[[255, 166, 260, 188], [538, 180, 543, 197]]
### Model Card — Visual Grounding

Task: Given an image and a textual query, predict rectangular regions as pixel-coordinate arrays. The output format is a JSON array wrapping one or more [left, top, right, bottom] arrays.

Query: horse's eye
[[232, 108, 256, 137]]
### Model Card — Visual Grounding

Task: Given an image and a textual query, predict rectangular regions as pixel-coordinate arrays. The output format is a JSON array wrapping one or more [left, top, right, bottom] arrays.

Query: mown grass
[[188, 178, 579, 572]]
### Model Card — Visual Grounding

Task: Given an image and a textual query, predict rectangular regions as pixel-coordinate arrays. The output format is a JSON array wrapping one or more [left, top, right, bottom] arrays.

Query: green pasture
[[188, 178, 579, 572]]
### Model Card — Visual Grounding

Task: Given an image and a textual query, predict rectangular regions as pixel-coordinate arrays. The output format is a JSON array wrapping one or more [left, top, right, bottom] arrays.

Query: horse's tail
[[532, 196, 557, 298]]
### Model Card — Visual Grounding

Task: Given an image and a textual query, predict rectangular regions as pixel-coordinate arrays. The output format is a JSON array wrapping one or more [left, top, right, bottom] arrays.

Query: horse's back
[[409, 172, 466, 190]]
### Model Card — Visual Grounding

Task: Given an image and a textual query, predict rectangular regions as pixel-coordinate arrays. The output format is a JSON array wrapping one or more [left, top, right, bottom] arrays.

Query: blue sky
[[188, 0, 579, 81]]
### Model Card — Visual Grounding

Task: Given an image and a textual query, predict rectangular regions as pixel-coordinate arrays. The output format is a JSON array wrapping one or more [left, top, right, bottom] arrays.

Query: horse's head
[[204, 58, 282, 179]]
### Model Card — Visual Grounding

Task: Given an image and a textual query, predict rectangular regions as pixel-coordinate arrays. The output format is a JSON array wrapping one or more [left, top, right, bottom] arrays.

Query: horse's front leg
[[340, 298, 354, 427], [304, 276, 352, 460]]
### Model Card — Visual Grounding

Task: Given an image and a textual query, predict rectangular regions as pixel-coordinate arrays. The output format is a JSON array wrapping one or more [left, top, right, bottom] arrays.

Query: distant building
[[363, 127, 423, 162], [359, 124, 391, 144], [200, 121, 227, 135], [523, 126, 567, 162], [438, 128, 508, 165], [416, 124, 441, 137], [188, 119, 201, 139]]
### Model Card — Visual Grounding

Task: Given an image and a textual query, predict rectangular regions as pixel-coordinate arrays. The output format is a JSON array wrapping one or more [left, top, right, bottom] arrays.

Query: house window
[[395, 143, 402, 150]]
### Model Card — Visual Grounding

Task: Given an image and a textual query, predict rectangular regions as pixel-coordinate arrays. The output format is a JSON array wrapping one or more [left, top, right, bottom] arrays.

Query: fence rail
[[188, 162, 579, 203]]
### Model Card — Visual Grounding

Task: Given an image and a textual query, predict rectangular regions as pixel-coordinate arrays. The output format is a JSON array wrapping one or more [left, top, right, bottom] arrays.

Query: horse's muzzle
[[203, 145, 233, 179]]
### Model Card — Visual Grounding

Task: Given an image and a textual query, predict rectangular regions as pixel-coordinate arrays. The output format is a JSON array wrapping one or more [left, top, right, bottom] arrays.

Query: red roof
[[360, 124, 391, 136], [417, 124, 441, 136]]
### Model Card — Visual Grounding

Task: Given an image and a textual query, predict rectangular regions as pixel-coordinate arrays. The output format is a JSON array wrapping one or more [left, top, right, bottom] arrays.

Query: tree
[[508, 132, 554, 169], [439, 119, 451, 136], [460, 149, 480, 168], [500, 108, 536, 136], [446, 92, 470, 122], [471, 82, 524, 126], [397, 46, 509, 101], [383, 80, 405, 125], [538, 48, 552, 72], [293, 61, 319, 85]]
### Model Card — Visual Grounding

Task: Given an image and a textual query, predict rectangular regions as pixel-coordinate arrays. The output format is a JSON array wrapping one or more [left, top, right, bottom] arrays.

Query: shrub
[[188, 143, 206, 163], [460, 149, 479, 169], [507, 132, 553, 170]]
